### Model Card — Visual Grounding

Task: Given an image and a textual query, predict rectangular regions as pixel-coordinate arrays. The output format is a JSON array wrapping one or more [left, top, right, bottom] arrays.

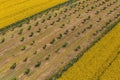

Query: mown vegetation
[[0, 0, 120, 80], [58, 22, 120, 80]]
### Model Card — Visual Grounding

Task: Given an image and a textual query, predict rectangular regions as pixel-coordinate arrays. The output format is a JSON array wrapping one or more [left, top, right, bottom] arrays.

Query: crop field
[[0, 0, 120, 80], [58, 22, 120, 80], [0, 0, 68, 29]]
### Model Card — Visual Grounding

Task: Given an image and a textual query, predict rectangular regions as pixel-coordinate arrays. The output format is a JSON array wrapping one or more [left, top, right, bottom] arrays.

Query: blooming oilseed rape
[[0, 0, 68, 29], [58, 23, 120, 80], [100, 52, 120, 80]]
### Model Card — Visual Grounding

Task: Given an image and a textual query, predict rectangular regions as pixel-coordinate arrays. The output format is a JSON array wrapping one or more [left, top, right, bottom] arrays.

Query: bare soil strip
[[0, 0, 120, 80]]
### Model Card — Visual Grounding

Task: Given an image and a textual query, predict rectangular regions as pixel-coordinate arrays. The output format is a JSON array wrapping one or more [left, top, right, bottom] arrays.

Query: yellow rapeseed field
[[0, 0, 68, 29], [58, 23, 120, 80], [100, 53, 120, 80]]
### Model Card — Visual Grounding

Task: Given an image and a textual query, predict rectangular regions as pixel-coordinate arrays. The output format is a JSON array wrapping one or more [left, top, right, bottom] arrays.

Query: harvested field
[[58, 22, 120, 80], [0, 0, 120, 80]]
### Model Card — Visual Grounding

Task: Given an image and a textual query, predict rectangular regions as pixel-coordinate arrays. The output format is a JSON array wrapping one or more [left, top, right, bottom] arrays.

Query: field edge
[[0, 0, 70, 33], [50, 18, 120, 80]]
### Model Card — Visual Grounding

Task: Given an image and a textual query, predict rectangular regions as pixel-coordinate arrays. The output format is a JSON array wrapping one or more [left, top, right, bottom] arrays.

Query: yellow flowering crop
[[58, 23, 120, 80], [0, 0, 67, 29]]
